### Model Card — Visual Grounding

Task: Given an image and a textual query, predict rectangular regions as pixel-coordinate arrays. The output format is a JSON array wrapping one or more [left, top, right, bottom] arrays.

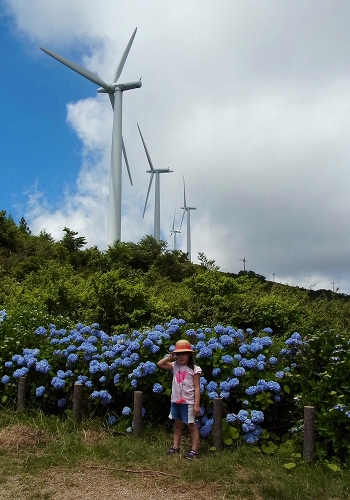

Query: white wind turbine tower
[[180, 177, 196, 261], [137, 124, 173, 242], [170, 210, 181, 250], [40, 28, 141, 246]]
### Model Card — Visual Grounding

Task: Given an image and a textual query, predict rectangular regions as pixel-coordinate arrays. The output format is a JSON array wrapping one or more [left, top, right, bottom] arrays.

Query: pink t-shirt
[[170, 361, 202, 405]]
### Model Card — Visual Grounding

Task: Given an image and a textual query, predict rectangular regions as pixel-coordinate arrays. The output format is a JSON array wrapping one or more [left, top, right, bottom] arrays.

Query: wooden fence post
[[133, 391, 143, 437], [213, 397, 224, 452], [303, 405, 315, 464], [72, 383, 83, 424], [17, 376, 27, 411]]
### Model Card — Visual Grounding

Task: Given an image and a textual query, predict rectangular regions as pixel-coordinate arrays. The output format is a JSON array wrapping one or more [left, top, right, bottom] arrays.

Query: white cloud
[[4, 0, 350, 293]]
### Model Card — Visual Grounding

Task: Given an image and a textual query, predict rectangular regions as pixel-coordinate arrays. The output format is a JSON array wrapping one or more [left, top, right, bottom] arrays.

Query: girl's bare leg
[[173, 419, 185, 448], [188, 422, 199, 453]]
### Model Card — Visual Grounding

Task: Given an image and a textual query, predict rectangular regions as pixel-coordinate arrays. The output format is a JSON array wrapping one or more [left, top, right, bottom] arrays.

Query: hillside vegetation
[[1, 210, 349, 339]]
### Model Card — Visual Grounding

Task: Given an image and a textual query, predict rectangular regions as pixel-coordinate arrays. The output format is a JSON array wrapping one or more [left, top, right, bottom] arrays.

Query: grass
[[0, 410, 349, 500]]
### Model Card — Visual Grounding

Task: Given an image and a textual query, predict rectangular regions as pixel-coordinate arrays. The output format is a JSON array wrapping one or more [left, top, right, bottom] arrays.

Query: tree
[[19, 217, 31, 235], [60, 227, 87, 252], [197, 252, 220, 271]]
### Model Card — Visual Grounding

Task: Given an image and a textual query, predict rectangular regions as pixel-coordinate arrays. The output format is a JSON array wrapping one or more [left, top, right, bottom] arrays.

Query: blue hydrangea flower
[[226, 413, 237, 424], [1, 375, 10, 385], [269, 356, 278, 365], [228, 378, 239, 389], [212, 368, 221, 377], [13, 367, 29, 378], [251, 410, 264, 423], [35, 326, 47, 336], [237, 409, 249, 422], [152, 383, 163, 394], [220, 335, 234, 347], [108, 415, 117, 426], [57, 398, 66, 408], [207, 381, 218, 392], [275, 371, 284, 379], [219, 381, 230, 392], [208, 391, 219, 399], [220, 391, 230, 399], [233, 367, 246, 377], [221, 355, 234, 364], [51, 376, 66, 389], [66, 353, 78, 364], [4, 361, 13, 368], [36, 386, 45, 397], [122, 406, 132, 416], [197, 347, 213, 358]]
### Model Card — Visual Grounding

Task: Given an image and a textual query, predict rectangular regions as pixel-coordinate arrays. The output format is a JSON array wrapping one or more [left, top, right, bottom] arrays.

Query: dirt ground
[[0, 467, 230, 500], [0, 424, 241, 500]]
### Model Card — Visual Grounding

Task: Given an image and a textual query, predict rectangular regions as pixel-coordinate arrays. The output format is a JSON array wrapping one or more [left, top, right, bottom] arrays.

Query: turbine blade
[[112, 28, 137, 83], [183, 177, 187, 208], [40, 47, 110, 91], [172, 211, 175, 232], [143, 173, 154, 217], [122, 137, 133, 186], [137, 123, 154, 170], [179, 209, 186, 230], [109, 93, 115, 109]]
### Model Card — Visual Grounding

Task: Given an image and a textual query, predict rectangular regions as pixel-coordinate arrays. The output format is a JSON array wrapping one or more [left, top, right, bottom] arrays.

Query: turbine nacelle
[[97, 80, 142, 93], [146, 168, 173, 174]]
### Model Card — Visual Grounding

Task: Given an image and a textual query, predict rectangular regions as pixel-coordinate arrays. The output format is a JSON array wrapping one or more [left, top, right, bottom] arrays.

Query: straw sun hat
[[173, 339, 193, 353]]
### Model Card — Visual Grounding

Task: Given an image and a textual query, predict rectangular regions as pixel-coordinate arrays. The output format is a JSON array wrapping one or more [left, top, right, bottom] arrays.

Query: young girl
[[157, 339, 202, 459]]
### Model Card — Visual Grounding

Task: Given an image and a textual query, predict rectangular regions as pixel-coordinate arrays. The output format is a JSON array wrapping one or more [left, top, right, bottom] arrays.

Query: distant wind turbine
[[137, 123, 173, 242], [180, 177, 196, 261], [40, 28, 142, 245], [170, 210, 181, 250]]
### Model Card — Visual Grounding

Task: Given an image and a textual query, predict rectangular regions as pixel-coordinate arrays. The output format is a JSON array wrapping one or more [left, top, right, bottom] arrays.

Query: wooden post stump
[[303, 405, 315, 464], [73, 383, 83, 424], [133, 391, 143, 437], [17, 376, 27, 411], [213, 397, 224, 452]]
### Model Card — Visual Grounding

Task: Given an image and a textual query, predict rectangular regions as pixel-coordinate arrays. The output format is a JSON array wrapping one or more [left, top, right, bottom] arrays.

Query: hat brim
[[173, 348, 193, 353]]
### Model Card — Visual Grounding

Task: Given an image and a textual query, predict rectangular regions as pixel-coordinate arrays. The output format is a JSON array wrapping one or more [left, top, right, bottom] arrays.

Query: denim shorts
[[169, 402, 195, 424]]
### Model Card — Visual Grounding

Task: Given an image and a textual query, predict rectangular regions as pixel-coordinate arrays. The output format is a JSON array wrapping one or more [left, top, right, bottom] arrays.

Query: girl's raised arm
[[157, 353, 175, 371]]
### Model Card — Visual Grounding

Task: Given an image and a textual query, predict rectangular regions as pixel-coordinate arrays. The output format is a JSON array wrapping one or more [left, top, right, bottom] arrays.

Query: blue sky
[[1, 16, 91, 216], [1, 0, 350, 294]]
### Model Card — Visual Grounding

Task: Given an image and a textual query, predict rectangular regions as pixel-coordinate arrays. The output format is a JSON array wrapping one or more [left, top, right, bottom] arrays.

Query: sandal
[[185, 450, 199, 459], [166, 446, 180, 455]]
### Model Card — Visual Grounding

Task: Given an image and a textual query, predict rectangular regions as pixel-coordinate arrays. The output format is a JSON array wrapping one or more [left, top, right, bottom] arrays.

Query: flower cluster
[[1, 317, 303, 445]]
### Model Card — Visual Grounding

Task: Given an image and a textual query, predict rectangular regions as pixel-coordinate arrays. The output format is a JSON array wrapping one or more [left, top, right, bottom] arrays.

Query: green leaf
[[223, 438, 233, 446], [284, 385, 290, 394], [230, 427, 240, 439], [250, 446, 261, 453], [284, 462, 297, 470], [261, 429, 270, 439], [327, 463, 342, 472], [1, 395, 8, 404], [262, 441, 276, 454]]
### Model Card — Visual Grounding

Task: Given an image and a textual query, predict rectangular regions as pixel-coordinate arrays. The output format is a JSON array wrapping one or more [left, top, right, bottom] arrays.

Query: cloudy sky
[[1, 0, 350, 293]]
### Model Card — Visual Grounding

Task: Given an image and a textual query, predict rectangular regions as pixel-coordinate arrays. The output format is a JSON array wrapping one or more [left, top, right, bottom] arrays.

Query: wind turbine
[[180, 177, 196, 261], [137, 123, 173, 242], [40, 28, 142, 245], [170, 210, 181, 250]]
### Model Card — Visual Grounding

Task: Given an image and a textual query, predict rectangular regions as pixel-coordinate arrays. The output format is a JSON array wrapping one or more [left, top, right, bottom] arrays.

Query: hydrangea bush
[[0, 311, 304, 448]]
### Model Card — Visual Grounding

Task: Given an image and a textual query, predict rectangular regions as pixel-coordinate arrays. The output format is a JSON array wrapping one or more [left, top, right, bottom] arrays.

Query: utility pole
[[272, 272, 276, 282], [331, 281, 335, 292], [239, 257, 247, 275]]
